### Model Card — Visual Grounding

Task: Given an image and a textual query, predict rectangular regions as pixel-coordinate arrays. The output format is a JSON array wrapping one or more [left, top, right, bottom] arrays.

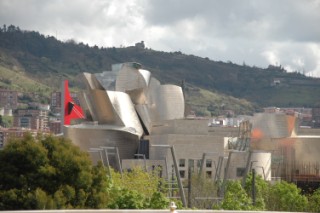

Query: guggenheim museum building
[[63, 62, 320, 193]]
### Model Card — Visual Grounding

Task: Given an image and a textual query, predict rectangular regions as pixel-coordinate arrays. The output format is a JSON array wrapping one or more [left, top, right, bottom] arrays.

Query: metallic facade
[[64, 62, 185, 166]]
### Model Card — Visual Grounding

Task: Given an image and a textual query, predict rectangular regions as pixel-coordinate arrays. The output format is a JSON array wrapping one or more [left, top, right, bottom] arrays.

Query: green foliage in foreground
[[0, 134, 169, 210], [0, 134, 112, 209], [213, 173, 312, 212], [107, 167, 169, 209]]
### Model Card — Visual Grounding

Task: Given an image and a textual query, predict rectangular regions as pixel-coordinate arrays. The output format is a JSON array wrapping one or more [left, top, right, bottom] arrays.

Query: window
[[179, 159, 185, 167], [236, 168, 246, 177], [179, 170, 185, 178], [206, 159, 212, 168], [206, 171, 212, 178]]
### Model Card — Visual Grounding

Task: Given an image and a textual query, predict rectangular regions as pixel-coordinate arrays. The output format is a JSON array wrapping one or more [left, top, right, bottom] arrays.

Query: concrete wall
[[151, 119, 209, 135], [149, 133, 227, 180], [297, 127, 320, 135], [250, 151, 272, 181], [122, 159, 168, 177]]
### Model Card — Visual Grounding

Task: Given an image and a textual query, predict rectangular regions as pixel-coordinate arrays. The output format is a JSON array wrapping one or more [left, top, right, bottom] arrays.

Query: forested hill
[[0, 25, 320, 115]]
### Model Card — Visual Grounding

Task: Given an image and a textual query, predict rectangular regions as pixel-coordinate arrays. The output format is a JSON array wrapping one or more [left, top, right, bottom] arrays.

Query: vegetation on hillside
[[0, 24, 319, 115]]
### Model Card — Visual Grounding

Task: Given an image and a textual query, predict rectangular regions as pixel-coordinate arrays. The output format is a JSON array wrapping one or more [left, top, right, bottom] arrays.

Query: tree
[[266, 181, 308, 211], [189, 173, 220, 209], [214, 180, 253, 210], [243, 171, 269, 210], [107, 167, 169, 209], [308, 188, 320, 212], [147, 191, 170, 209], [85, 162, 112, 208], [111, 167, 165, 198], [0, 134, 111, 210], [107, 189, 145, 209]]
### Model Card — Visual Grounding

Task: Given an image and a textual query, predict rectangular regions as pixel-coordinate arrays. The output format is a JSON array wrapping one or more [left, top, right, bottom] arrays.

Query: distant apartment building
[[48, 119, 62, 135], [13, 109, 49, 131], [0, 89, 18, 110], [0, 128, 42, 149], [51, 91, 62, 114]]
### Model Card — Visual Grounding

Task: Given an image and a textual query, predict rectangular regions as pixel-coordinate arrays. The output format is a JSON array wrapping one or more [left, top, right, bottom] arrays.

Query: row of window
[[179, 170, 213, 178], [178, 158, 246, 179], [179, 158, 213, 168]]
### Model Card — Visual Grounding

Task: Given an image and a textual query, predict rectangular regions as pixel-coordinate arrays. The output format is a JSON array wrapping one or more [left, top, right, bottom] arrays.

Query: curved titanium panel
[[78, 92, 94, 121], [107, 91, 144, 137], [138, 69, 151, 86], [115, 64, 149, 92], [88, 89, 124, 125], [147, 77, 161, 106], [95, 70, 119, 90], [115, 64, 151, 105], [82, 72, 105, 90], [152, 85, 185, 121], [126, 88, 147, 105], [81, 72, 123, 124], [135, 104, 152, 134]]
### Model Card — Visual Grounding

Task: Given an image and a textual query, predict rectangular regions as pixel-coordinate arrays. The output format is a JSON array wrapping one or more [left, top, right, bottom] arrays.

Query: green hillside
[[0, 25, 319, 115]]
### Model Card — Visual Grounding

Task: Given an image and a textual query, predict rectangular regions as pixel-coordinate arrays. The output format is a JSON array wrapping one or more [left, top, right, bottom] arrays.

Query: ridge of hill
[[0, 25, 319, 116]]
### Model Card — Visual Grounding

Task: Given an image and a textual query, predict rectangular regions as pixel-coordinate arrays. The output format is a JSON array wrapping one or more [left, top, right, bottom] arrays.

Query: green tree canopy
[[308, 188, 320, 212], [108, 167, 169, 209], [0, 134, 111, 210], [262, 181, 308, 212], [244, 171, 269, 210], [214, 180, 253, 210]]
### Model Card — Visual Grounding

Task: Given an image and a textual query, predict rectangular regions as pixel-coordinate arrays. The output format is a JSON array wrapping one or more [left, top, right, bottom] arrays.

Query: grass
[[186, 87, 257, 116], [0, 64, 53, 96]]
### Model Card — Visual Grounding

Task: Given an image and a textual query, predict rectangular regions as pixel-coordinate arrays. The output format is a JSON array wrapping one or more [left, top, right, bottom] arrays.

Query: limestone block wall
[[149, 134, 226, 179]]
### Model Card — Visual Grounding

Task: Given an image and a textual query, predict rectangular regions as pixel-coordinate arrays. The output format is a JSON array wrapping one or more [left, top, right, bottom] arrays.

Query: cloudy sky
[[1, 0, 320, 77]]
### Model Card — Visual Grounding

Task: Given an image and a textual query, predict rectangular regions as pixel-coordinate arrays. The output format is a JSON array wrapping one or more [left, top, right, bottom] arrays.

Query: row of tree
[[1, 134, 320, 211]]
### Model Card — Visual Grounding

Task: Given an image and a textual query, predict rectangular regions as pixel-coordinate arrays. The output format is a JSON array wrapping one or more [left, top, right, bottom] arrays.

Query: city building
[[13, 109, 49, 131], [0, 128, 39, 149], [51, 91, 62, 109], [48, 119, 62, 135], [0, 89, 18, 110]]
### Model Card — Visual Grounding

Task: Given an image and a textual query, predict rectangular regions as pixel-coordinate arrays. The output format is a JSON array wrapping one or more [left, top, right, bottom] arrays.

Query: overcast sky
[[1, 0, 320, 77]]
